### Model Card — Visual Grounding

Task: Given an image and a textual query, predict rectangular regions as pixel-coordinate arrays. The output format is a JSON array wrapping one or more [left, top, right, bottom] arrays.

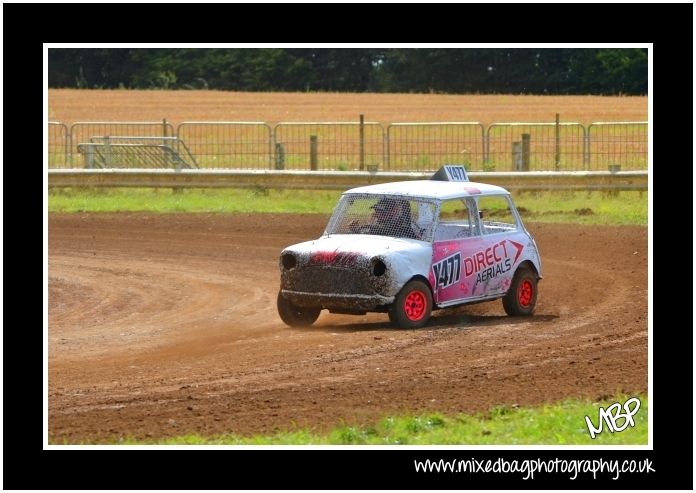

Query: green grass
[[48, 187, 342, 214], [511, 190, 647, 225], [114, 394, 648, 445], [48, 188, 647, 225]]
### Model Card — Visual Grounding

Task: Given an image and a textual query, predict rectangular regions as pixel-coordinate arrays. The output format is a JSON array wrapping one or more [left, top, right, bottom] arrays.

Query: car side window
[[435, 198, 478, 241], [477, 195, 518, 235]]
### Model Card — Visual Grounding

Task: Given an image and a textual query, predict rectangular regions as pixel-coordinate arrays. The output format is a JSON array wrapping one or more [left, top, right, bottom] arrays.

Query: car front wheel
[[502, 267, 538, 316], [277, 292, 321, 327], [389, 279, 433, 329]]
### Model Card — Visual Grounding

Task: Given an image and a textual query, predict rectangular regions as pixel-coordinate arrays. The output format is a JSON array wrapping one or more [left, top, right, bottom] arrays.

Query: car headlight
[[371, 258, 386, 277], [281, 252, 297, 270]]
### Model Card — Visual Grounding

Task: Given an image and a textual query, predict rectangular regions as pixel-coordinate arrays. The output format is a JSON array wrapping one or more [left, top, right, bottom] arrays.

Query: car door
[[466, 194, 527, 298], [429, 197, 484, 305], [430, 194, 525, 305]]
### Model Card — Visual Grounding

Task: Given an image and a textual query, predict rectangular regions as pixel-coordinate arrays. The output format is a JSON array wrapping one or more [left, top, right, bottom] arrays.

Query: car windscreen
[[325, 194, 437, 242]]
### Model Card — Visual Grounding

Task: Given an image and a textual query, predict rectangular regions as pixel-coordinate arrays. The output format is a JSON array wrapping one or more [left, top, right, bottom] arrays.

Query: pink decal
[[464, 256, 475, 277], [475, 251, 486, 271], [492, 242, 503, 262], [310, 251, 358, 267], [432, 235, 526, 303], [311, 251, 337, 264], [507, 240, 524, 266]]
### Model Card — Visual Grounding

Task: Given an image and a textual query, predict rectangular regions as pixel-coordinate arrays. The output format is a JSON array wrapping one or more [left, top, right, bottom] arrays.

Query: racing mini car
[[277, 165, 542, 328]]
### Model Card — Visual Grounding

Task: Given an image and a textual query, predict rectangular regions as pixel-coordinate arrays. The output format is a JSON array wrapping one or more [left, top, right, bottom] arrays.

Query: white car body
[[278, 166, 542, 328]]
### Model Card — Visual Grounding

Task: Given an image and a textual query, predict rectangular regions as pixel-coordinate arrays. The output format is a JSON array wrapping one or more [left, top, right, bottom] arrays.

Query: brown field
[[48, 89, 647, 126]]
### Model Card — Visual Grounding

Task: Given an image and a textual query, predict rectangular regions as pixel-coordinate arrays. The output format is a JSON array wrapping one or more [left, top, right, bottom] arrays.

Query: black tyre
[[277, 292, 320, 327], [388, 279, 433, 329], [502, 268, 538, 316]]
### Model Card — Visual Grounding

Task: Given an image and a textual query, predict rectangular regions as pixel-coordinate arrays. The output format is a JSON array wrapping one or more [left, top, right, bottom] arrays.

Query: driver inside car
[[351, 197, 419, 239]]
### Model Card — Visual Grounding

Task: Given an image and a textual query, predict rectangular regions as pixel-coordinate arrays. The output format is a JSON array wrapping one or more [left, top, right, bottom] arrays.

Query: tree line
[[48, 48, 647, 95]]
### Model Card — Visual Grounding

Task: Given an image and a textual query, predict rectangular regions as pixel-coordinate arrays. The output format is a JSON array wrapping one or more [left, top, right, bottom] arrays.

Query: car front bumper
[[281, 289, 393, 312]]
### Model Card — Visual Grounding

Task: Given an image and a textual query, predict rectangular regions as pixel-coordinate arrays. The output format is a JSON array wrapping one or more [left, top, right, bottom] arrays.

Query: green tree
[[47, 48, 647, 95]]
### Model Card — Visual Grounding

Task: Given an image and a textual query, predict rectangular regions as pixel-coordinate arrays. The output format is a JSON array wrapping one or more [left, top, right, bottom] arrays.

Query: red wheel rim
[[404, 290, 426, 321], [518, 280, 533, 307]]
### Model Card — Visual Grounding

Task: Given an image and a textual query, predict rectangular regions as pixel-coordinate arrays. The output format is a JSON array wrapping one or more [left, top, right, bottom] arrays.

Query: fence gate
[[386, 122, 485, 171], [273, 122, 385, 171], [178, 122, 272, 169], [487, 123, 586, 171], [587, 122, 648, 170], [48, 122, 70, 168]]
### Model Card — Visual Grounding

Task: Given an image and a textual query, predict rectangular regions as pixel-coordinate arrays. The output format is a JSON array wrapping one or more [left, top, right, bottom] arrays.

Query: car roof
[[344, 180, 510, 200]]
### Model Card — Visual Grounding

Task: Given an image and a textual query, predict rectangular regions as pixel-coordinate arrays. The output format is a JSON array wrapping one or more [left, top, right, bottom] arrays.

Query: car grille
[[284, 266, 375, 295]]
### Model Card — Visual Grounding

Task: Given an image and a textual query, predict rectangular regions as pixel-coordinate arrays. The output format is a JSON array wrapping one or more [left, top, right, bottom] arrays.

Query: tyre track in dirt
[[48, 213, 647, 442]]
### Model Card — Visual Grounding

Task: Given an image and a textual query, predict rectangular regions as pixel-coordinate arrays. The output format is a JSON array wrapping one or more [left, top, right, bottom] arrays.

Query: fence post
[[85, 143, 94, 169], [170, 120, 183, 193], [554, 113, 560, 170], [65, 125, 72, 167], [275, 143, 285, 170], [512, 141, 522, 171], [521, 133, 530, 171], [607, 163, 621, 197], [104, 136, 111, 168], [585, 124, 591, 170], [359, 114, 365, 171], [385, 125, 390, 170], [268, 124, 274, 170], [484, 125, 491, 164], [61, 123, 72, 168], [163, 118, 171, 153], [310, 135, 318, 170], [480, 123, 486, 169]]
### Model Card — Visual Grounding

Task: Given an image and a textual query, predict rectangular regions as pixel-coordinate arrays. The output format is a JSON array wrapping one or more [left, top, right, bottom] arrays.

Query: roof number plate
[[431, 165, 469, 182]]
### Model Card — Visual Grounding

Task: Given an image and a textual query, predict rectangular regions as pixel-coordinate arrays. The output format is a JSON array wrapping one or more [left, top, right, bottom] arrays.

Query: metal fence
[[487, 123, 586, 171], [78, 136, 198, 169], [69, 121, 175, 168], [386, 123, 485, 171], [48, 122, 69, 167], [178, 121, 272, 169], [587, 122, 648, 170], [47, 120, 648, 172], [273, 121, 384, 171]]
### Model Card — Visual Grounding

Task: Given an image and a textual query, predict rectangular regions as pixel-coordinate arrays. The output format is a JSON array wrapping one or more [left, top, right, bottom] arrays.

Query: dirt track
[[48, 213, 647, 443]]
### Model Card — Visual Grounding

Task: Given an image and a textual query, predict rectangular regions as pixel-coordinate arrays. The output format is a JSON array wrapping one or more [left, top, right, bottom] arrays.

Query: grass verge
[[48, 188, 647, 225], [110, 394, 648, 445], [48, 187, 341, 214]]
